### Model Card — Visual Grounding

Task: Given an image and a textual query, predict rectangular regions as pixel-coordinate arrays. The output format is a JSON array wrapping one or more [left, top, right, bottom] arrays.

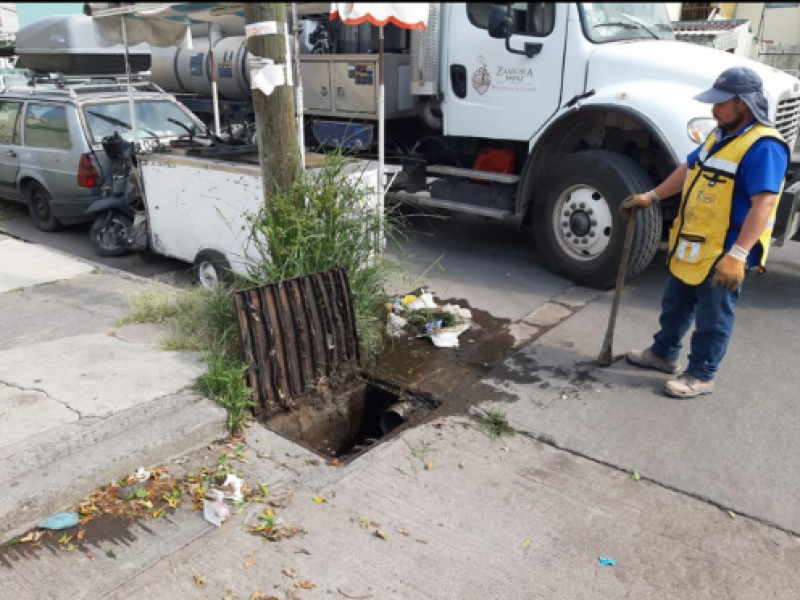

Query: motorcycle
[[85, 132, 148, 258]]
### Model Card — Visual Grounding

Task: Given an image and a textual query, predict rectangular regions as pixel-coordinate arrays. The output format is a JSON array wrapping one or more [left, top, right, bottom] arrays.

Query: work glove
[[619, 193, 652, 219], [711, 254, 745, 291]]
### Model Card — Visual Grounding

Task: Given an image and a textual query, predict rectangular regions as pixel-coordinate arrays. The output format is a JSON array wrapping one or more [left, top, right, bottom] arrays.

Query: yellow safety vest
[[667, 123, 788, 285]]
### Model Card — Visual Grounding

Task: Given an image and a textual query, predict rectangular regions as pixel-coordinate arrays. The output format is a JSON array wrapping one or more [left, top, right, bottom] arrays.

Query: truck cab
[[382, 2, 800, 288]]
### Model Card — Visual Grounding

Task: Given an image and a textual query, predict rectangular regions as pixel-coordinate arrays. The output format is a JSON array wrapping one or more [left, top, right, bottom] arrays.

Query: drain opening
[[264, 377, 439, 464]]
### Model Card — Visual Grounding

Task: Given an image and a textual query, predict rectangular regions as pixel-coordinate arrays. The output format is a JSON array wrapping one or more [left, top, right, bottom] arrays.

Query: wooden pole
[[244, 3, 299, 198]]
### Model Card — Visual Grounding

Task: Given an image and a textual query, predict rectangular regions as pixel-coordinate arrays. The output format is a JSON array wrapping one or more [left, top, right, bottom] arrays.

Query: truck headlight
[[688, 118, 716, 144]]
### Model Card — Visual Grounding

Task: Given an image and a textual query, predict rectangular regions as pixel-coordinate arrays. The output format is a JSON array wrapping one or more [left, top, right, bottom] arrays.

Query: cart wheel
[[193, 249, 234, 289]]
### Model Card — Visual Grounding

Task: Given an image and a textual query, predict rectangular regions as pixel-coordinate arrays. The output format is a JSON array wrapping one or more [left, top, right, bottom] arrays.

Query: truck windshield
[[83, 100, 202, 143], [578, 3, 675, 43]]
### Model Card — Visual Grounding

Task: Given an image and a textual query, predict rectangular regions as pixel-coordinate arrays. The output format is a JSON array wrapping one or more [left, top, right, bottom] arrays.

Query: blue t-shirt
[[686, 122, 790, 268]]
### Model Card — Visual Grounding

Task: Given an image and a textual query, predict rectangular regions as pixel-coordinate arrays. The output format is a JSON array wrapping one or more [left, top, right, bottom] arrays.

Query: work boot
[[626, 347, 680, 374], [665, 374, 715, 399]]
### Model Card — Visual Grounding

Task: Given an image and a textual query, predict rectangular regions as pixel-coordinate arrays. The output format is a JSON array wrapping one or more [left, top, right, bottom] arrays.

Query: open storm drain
[[234, 267, 440, 463]]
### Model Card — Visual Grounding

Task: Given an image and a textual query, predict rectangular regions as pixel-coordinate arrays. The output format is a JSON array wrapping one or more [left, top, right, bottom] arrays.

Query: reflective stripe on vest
[[667, 124, 789, 285]]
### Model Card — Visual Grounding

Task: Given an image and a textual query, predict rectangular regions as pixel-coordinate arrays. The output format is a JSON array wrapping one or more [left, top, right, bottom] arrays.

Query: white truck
[[297, 2, 800, 288]]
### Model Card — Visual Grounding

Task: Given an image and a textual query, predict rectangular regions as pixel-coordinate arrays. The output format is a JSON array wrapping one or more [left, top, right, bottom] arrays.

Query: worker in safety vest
[[621, 66, 790, 399]]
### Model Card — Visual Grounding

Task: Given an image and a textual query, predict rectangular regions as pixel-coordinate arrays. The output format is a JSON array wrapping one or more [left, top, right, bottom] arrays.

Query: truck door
[[445, 3, 566, 141]]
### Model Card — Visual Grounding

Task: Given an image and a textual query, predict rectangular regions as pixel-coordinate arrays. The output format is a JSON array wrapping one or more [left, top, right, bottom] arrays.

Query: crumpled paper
[[251, 61, 286, 96]]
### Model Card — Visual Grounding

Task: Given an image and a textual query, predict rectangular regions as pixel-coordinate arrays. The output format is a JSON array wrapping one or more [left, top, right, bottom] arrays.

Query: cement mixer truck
[[16, 4, 800, 288]]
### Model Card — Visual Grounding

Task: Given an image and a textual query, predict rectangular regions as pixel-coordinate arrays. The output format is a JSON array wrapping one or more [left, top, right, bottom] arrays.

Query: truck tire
[[533, 150, 662, 289], [193, 249, 234, 289]]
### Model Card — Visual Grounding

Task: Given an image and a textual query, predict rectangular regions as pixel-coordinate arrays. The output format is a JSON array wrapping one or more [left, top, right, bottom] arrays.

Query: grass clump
[[241, 151, 406, 362], [196, 346, 255, 437], [117, 285, 238, 355], [473, 408, 515, 441], [118, 284, 248, 436]]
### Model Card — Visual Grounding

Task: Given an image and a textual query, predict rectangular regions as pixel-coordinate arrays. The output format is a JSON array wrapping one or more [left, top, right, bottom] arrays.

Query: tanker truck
[[15, 5, 800, 288], [113, 4, 800, 288]]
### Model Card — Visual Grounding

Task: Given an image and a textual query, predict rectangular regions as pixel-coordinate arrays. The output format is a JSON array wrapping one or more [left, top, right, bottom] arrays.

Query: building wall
[[665, 2, 683, 21], [736, 3, 800, 47], [0, 3, 18, 35]]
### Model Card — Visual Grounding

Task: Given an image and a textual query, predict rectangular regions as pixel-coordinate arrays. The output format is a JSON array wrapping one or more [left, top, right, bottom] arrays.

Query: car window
[[83, 100, 202, 143], [0, 100, 22, 145], [25, 104, 72, 150], [468, 3, 556, 37]]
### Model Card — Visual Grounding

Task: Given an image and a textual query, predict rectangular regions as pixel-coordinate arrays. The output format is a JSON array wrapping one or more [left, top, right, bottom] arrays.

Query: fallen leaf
[[21, 532, 42, 543], [425, 462, 434, 471], [282, 568, 299, 578], [329, 459, 341, 467], [106, 549, 117, 559], [244, 551, 257, 568], [396, 529, 410, 537], [153, 508, 165, 519], [294, 548, 311, 555], [58, 533, 72, 545], [259, 484, 270, 496], [632, 471, 641, 481], [522, 539, 531, 549], [313, 496, 326, 504], [249, 593, 278, 600], [85, 552, 95, 561], [193, 574, 207, 589], [77, 529, 85, 540], [295, 581, 316, 590], [375, 530, 389, 541], [728, 511, 736, 519], [223, 592, 237, 600]]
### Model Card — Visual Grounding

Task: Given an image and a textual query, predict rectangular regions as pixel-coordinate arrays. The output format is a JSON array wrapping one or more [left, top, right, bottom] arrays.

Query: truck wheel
[[90, 213, 133, 258], [194, 249, 234, 289], [533, 150, 662, 289], [27, 183, 62, 232]]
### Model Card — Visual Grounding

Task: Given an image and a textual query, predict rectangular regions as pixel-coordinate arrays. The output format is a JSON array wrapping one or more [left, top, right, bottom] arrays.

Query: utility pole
[[244, 3, 300, 198]]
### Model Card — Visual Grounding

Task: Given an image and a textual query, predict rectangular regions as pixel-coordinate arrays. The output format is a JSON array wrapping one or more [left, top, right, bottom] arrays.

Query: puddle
[[369, 296, 517, 416], [0, 514, 157, 568]]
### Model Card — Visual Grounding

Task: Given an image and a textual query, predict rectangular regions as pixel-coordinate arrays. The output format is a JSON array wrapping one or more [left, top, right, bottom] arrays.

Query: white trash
[[387, 313, 408, 338]]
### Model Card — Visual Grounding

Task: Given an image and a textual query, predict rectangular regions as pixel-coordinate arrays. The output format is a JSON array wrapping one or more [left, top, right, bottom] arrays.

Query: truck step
[[426, 165, 520, 184], [390, 192, 513, 219]]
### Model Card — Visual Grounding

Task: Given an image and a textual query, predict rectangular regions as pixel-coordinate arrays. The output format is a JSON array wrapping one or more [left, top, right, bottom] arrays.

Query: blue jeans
[[650, 273, 742, 381]]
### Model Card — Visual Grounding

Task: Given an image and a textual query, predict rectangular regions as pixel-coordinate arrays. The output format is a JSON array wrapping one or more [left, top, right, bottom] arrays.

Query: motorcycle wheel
[[90, 213, 134, 258]]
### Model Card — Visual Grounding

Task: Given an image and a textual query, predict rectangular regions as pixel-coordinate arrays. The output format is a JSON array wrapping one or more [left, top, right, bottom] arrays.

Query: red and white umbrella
[[329, 4, 429, 201]]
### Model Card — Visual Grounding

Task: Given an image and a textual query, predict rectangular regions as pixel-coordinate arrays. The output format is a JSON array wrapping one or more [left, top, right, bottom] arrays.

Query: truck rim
[[552, 184, 614, 262]]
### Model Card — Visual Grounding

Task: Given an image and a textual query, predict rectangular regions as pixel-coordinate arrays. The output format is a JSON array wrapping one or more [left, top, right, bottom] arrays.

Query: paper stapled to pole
[[250, 59, 287, 96]]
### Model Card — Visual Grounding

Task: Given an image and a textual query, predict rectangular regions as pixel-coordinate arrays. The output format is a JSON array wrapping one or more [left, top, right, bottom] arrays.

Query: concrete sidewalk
[[2, 420, 797, 600], [0, 235, 226, 539]]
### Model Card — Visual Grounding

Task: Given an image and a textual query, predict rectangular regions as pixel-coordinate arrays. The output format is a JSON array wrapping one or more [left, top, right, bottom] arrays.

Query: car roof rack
[[0, 71, 167, 98]]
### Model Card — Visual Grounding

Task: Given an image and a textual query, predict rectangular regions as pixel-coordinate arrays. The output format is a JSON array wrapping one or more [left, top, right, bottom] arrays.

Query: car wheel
[[90, 213, 133, 258], [27, 183, 62, 232], [533, 150, 662, 290], [193, 249, 234, 289]]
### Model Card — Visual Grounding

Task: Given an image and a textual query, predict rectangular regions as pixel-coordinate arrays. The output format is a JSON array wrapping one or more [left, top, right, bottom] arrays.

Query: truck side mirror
[[488, 6, 511, 39]]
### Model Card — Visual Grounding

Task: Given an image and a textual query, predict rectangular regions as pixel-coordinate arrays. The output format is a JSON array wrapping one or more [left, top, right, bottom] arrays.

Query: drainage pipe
[[381, 402, 412, 435]]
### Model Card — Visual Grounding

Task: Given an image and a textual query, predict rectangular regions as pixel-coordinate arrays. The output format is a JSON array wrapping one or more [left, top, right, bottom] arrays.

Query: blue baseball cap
[[694, 66, 773, 126]]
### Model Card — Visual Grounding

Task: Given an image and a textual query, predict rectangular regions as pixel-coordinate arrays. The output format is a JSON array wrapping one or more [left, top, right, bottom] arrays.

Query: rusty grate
[[233, 267, 361, 417]]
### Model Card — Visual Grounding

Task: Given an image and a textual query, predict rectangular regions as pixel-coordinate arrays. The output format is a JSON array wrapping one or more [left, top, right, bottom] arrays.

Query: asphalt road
[[0, 211, 195, 285]]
